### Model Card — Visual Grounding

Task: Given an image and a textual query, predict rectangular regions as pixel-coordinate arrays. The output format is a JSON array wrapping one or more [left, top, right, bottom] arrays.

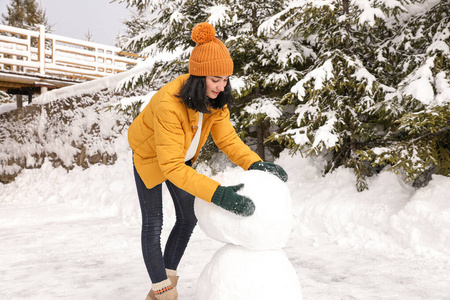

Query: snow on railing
[[0, 24, 139, 80]]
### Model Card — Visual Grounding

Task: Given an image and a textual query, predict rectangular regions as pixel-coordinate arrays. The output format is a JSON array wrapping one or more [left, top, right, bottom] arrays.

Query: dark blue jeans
[[133, 163, 197, 283]]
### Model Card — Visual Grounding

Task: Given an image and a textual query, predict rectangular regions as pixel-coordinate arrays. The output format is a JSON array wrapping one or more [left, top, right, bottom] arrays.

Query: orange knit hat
[[189, 22, 234, 76]]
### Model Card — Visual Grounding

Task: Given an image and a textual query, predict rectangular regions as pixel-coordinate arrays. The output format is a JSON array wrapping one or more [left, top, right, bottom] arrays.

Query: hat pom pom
[[191, 22, 216, 45]]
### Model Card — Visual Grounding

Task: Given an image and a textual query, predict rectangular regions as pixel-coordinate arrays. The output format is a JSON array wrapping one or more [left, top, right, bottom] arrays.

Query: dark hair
[[177, 75, 234, 113]]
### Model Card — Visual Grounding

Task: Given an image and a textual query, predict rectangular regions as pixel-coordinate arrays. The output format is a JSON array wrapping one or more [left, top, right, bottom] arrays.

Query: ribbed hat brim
[[189, 58, 234, 76]]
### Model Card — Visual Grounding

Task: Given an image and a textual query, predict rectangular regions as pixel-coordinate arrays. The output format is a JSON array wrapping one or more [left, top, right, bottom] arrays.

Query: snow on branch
[[243, 97, 282, 123], [207, 5, 232, 26], [435, 72, 450, 105], [351, 0, 406, 27], [290, 59, 334, 101], [312, 114, 339, 150], [351, 64, 377, 94], [281, 127, 310, 145], [401, 57, 436, 105], [261, 39, 315, 68]]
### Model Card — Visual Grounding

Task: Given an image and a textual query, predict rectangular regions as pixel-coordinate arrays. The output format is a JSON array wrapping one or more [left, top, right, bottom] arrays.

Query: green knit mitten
[[211, 184, 255, 217], [248, 161, 288, 182]]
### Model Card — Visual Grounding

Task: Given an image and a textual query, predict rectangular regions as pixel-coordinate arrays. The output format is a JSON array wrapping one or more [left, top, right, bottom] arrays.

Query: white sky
[[0, 0, 131, 46]]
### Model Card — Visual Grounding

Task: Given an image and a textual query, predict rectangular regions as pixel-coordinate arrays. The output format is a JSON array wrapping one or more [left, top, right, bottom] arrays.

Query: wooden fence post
[[38, 25, 45, 75], [16, 94, 23, 108]]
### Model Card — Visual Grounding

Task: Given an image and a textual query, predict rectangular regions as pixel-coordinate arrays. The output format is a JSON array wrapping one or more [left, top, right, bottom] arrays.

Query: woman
[[128, 22, 288, 300]]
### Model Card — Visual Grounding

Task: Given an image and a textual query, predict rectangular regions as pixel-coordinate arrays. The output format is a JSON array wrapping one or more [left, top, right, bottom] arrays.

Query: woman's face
[[205, 76, 229, 99]]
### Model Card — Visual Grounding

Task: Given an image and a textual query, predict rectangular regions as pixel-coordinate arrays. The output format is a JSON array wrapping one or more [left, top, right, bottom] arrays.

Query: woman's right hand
[[211, 184, 255, 217]]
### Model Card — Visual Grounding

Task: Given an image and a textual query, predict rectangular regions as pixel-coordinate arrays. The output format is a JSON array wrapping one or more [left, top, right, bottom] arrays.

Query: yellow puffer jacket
[[128, 74, 261, 202]]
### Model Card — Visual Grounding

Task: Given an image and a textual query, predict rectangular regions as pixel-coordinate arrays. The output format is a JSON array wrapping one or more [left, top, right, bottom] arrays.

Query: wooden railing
[[0, 24, 139, 81]]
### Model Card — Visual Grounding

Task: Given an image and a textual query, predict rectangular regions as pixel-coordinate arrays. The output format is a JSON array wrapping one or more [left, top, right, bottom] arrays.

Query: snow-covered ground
[[1, 134, 450, 299]]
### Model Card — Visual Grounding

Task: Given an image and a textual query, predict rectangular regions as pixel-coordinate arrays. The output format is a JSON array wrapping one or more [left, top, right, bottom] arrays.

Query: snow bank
[[390, 175, 450, 258], [0, 135, 140, 222], [277, 151, 450, 259], [0, 102, 17, 115]]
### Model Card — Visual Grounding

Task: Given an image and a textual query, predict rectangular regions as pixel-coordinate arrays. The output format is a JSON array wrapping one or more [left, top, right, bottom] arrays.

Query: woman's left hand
[[248, 161, 288, 182]]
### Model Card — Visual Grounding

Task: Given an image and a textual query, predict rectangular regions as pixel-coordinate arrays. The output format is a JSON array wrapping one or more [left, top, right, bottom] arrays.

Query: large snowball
[[195, 170, 293, 250], [196, 244, 303, 300]]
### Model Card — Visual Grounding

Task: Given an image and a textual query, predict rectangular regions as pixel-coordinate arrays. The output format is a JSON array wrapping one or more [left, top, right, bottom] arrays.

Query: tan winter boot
[[145, 289, 157, 300], [145, 287, 178, 300], [166, 268, 179, 288], [168, 275, 179, 287], [154, 287, 178, 300], [145, 278, 178, 300]]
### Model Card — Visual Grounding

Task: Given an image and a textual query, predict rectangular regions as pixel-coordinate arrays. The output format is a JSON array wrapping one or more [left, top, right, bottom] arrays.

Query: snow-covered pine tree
[[357, 0, 450, 188], [264, 0, 449, 190], [223, 0, 315, 160], [116, 0, 314, 160]]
